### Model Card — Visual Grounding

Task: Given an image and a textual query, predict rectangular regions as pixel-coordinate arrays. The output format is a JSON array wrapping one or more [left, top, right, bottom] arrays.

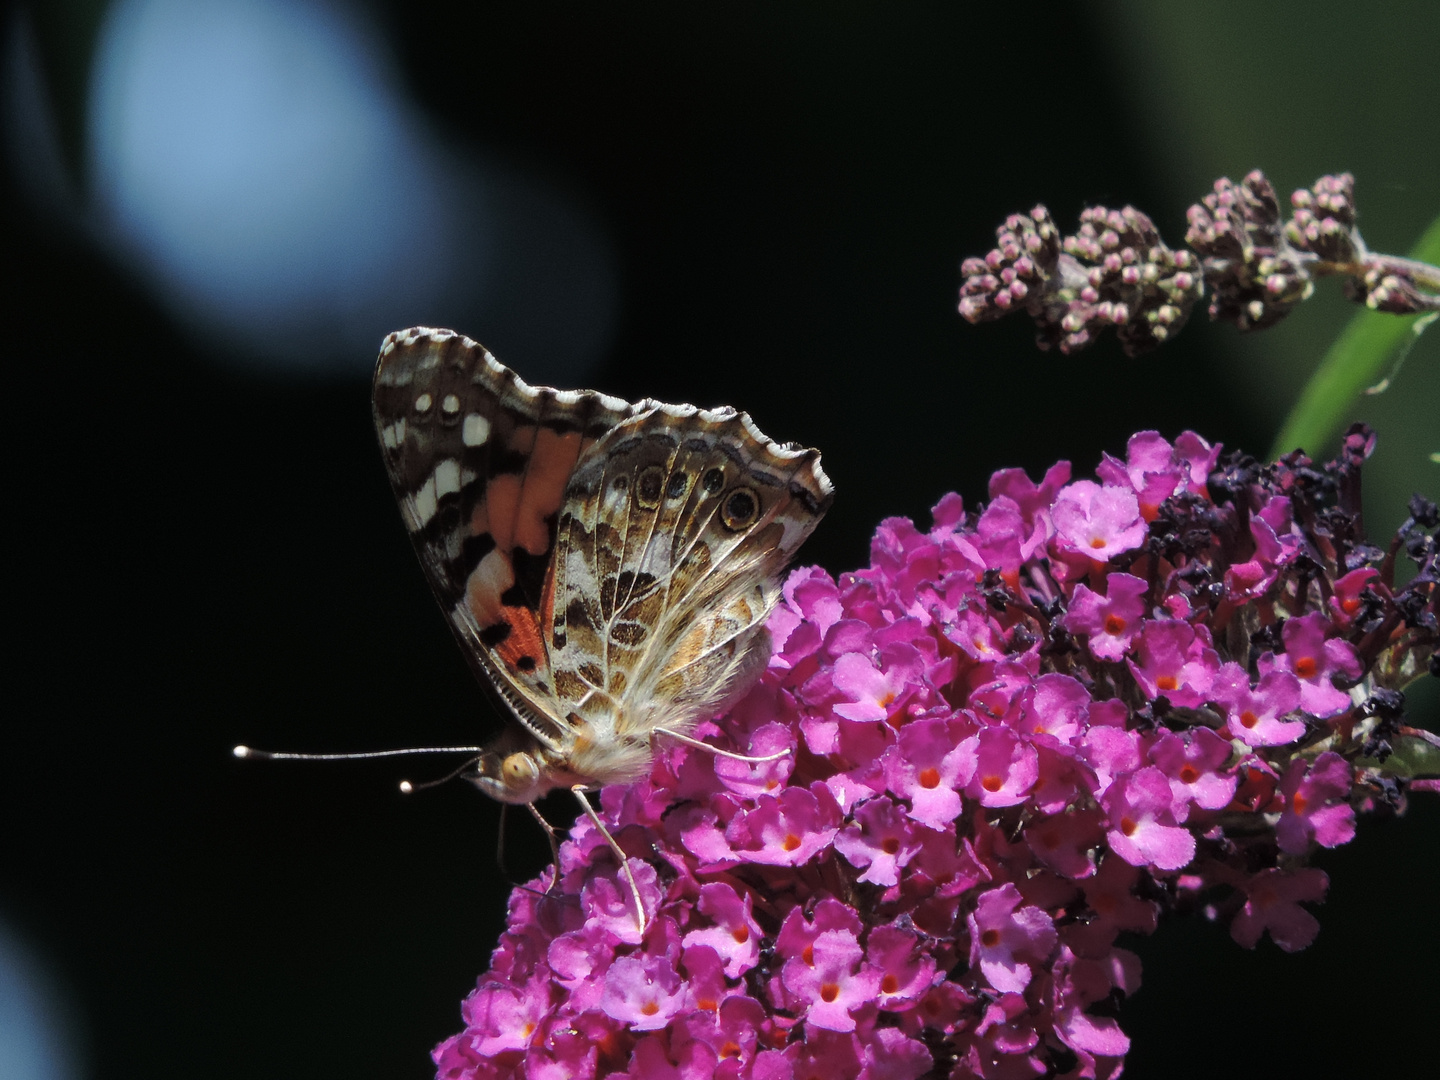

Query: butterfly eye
[[636, 465, 666, 509], [721, 487, 760, 531], [666, 472, 689, 499], [501, 752, 540, 788], [702, 467, 725, 494]]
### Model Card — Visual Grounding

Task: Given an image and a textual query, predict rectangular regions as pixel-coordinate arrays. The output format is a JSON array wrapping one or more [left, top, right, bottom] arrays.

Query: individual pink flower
[[1329, 567, 1381, 628], [1076, 856, 1158, 950], [680, 882, 763, 979], [865, 924, 938, 1011], [1051, 479, 1148, 559], [1062, 572, 1149, 661], [1025, 808, 1105, 880], [833, 796, 922, 887], [1230, 867, 1328, 951], [966, 883, 1058, 993], [1101, 767, 1197, 871], [831, 647, 921, 722], [1210, 662, 1307, 747], [725, 784, 842, 866], [1045, 946, 1135, 1063], [1126, 618, 1219, 708], [957, 727, 1039, 807], [1097, 430, 1183, 521], [1276, 753, 1357, 854], [781, 928, 881, 1032], [1147, 727, 1238, 817], [459, 980, 551, 1057], [1258, 612, 1364, 718], [599, 953, 687, 1031], [858, 1026, 933, 1080], [885, 714, 971, 828]]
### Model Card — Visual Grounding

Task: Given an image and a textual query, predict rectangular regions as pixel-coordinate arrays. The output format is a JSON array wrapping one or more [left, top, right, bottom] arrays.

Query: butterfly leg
[[653, 726, 791, 764], [522, 802, 564, 894], [570, 786, 647, 935]]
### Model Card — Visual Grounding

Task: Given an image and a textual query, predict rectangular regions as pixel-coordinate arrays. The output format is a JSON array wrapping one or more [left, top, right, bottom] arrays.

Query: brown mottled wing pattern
[[371, 327, 643, 746], [549, 403, 833, 741]]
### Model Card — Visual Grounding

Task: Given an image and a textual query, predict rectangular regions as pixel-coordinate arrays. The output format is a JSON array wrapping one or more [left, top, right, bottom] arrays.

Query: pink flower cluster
[[435, 426, 1437, 1080]]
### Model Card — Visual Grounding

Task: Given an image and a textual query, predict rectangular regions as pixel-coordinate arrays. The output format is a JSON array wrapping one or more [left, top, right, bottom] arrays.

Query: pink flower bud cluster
[[435, 427, 1437, 1080], [959, 171, 1440, 355]]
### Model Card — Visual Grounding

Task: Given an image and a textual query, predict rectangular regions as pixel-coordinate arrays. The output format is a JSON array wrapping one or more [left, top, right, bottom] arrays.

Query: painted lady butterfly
[[371, 327, 832, 921]]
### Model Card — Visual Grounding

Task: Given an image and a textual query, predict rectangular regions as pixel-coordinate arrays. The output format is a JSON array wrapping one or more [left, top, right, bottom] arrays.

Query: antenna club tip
[[233, 745, 251, 758], [399, 780, 414, 794]]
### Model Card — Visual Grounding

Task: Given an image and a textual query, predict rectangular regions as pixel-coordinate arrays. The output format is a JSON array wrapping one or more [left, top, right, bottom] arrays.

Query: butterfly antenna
[[397, 754, 486, 794], [234, 744, 485, 761], [233, 744, 486, 793]]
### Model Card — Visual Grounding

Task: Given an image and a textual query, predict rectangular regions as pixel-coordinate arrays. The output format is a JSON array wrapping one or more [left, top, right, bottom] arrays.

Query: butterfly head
[[469, 749, 553, 805]]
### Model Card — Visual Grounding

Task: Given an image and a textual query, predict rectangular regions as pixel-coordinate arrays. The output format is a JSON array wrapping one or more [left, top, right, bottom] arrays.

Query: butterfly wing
[[548, 400, 833, 742], [371, 327, 643, 746]]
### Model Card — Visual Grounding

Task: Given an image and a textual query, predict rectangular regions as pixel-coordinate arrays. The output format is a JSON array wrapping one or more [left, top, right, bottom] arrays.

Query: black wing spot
[[666, 471, 689, 499], [637, 465, 665, 509], [702, 467, 725, 494], [515, 655, 537, 672], [479, 622, 512, 647], [721, 487, 760, 531]]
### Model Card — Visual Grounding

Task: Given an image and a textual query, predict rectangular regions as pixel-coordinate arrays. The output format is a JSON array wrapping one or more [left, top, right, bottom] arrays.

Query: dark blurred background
[[2, 2, 1436, 1078]]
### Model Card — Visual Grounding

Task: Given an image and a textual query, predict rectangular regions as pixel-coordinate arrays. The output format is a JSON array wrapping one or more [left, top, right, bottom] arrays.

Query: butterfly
[[370, 327, 833, 925]]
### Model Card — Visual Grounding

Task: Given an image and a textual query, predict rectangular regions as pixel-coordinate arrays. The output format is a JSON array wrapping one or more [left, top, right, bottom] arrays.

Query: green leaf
[[1270, 213, 1440, 461], [1374, 732, 1440, 780]]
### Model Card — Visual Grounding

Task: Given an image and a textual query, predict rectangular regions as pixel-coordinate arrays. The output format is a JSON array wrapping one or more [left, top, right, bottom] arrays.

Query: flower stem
[[1271, 212, 1440, 460]]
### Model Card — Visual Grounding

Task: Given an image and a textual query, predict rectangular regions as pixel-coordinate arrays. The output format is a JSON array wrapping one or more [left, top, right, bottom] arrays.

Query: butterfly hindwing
[[550, 404, 832, 739]]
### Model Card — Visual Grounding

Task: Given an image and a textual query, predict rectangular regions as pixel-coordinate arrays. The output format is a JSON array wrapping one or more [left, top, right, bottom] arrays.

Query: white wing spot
[[463, 413, 491, 447], [442, 393, 461, 415], [381, 419, 406, 449], [434, 459, 461, 499], [414, 393, 433, 414], [412, 474, 438, 528]]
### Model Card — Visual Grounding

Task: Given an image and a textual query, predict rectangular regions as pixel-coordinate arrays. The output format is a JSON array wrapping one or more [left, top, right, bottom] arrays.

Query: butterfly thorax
[[471, 698, 655, 804]]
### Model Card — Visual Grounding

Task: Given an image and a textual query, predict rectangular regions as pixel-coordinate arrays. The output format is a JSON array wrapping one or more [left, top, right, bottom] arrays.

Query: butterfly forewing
[[372, 326, 832, 796], [374, 329, 635, 740]]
